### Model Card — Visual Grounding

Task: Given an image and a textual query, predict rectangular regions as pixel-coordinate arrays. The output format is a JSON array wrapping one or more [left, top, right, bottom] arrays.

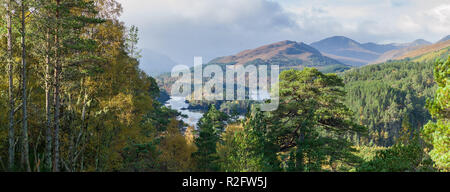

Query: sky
[[116, 0, 450, 67]]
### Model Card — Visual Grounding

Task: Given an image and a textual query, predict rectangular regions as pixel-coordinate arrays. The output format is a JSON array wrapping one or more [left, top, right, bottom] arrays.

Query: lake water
[[164, 97, 204, 129], [164, 92, 270, 129]]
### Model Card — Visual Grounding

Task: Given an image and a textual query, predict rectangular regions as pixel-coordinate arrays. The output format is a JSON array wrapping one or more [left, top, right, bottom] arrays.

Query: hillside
[[341, 44, 450, 146], [393, 40, 450, 60], [342, 60, 437, 146], [374, 38, 449, 64], [311, 36, 431, 66], [436, 35, 450, 43], [393, 39, 432, 47], [411, 46, 450, 63]]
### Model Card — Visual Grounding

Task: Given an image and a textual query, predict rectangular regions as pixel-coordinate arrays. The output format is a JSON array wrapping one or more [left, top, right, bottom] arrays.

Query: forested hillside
[[343, 61, 436, 146], [342, 47, 449, 146]]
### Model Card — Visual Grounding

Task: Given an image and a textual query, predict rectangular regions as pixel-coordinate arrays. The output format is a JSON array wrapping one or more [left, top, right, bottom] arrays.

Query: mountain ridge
[[209, 40, 349, 73], [436, 35, 450, 44], [310, 36, 434, 66], [150, 35, 449, 76]]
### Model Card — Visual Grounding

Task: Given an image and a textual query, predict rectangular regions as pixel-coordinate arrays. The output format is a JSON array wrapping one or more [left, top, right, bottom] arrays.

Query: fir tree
[[193, 105, 227, 172]]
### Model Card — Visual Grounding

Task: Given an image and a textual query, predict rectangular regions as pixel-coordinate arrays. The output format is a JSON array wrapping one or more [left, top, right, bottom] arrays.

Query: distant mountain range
[[208, 40, 350, 73], [156, 40, 351, 96], [310, 36, 435, 66], [149, 35, 450, 76]]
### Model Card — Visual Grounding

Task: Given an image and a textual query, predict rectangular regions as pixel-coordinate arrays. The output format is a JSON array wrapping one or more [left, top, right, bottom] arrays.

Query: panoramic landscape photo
[[0, 0, 448, 172]]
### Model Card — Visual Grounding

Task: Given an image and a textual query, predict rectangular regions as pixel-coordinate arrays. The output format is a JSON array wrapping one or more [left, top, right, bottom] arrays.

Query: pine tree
[[193, 105, 227, 172], [269, 68, 365, 171], [125, 25, 141, 59], [219, 106, 280, 172], [423, 57, 450, 171], [49, 0, 104, 171]]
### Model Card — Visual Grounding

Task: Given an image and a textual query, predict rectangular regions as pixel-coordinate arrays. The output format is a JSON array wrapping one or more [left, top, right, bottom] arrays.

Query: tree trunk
[[21, 0, 31, 172], [45, 29, 53, 171], [53, 0, 61, 172], [7, 0, 15, 171]]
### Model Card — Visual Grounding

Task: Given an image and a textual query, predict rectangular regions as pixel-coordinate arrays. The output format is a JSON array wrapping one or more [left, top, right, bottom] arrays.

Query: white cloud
[[423, 4, 450, 33]]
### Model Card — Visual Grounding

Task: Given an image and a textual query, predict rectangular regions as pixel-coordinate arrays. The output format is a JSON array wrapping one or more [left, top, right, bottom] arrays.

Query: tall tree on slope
[[5, 0, 16, 171], [19, 0, 31, 172], [423, 57, 450, 171]]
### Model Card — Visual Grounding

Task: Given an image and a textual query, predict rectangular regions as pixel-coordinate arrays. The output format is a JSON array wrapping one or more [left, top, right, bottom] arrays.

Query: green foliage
[[0, 0, 185, 172], [267, 68, 365, 171], [218, 107, 280, 172], [343, 60, 437, 146], [422, 57, 450, 171], [122, 140, 162, 172], [193, 105, 228, 172], [0, 0, 445, 172], [125, 25, 141, 59], [357, 138, 434, 172], [412, 47, 450, 63], [159, 119, 197, 172]]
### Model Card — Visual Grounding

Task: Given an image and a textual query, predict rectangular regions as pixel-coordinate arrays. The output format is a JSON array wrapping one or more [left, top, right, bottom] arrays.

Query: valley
[[156, 34, 450, 148]]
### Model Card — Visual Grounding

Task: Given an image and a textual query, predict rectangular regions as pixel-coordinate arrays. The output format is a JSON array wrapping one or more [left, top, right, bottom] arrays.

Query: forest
[[0, 0, 449, 172]]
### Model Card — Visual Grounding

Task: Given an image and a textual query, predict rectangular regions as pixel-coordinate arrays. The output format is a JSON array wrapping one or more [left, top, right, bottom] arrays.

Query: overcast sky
[[116, 0, 450, 66]]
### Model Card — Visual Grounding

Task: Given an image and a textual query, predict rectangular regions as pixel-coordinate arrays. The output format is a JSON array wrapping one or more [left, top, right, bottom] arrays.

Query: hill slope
[[342, 59, 437, 146], [341, 43, 449, 146], [375, 40, 450, 63], [311, 36, 431, 66], [436, 35, 450, 43], [394, 40, 450, 60]]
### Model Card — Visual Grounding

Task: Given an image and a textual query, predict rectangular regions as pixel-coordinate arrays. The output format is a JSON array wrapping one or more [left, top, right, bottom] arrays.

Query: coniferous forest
[[0, 0, 449, 173]]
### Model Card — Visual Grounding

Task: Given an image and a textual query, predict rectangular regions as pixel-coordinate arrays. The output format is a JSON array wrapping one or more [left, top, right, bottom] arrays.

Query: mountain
[[310, 36, 386, 66], [360, 42, 399, 54], [180, 41, 350, 113], [209, 40, 350, 73], [392, 39, 432, 47], [373, 45, 422, 64], [393, 39, 450, 60], [310, 36, 432, 66], [375, 39, 450, 63], [140, 49, 178, 77], [156, 40, 350, 96], [436, 35, 450, 44]]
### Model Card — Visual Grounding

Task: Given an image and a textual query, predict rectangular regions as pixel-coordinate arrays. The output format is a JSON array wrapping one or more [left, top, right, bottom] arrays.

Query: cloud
[[423, 4, 450, 33], [118, 0, 300, 65], [117, 0, 450, 67]]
